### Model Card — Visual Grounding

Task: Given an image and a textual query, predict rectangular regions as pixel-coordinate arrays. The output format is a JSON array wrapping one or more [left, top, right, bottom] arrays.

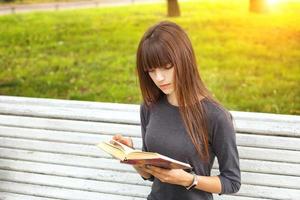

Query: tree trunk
[[249, 0, 268, 13], [167, 0, 180, 17]]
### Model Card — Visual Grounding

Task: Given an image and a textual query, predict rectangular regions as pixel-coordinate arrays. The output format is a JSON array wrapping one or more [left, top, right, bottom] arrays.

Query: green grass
[[0, 0, 299, 114]]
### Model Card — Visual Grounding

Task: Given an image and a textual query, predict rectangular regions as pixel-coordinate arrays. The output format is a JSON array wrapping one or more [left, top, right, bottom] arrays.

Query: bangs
[[140, 39, 173, 71]]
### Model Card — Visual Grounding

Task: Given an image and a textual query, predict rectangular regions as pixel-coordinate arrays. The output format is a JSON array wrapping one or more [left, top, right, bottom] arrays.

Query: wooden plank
[[1, 125, 300, 151], [0, 125, 110, 145], [1, 113, 299, 141], [1, 137, 300, 176], [0, 192, 60, 200], [1, 156, 299, 190], [0, 115, 140, 137], [231, 110, 300, 123], [1, 170, 299, 200], [233, 118, 300, 137], [0, 136, 105, 158], [237, 184, 300, 200], [1, 95, 299, 124], [0, 193, 272, 200], [0, 95, 139, 112], [0, 102, 139, 125], [0, 159, 149, 186], [0, 183, 271, 200], [0, 147, 134, 172], [240, 159, 300, 176], [0, 181, 145, 200], [237, 146, 300, 164], [237, 133, 300, 151], [1, 135, 299, 165], [213, 195, 272, 200], [0, 169, 150, 198], [0, 103, 299, 136]]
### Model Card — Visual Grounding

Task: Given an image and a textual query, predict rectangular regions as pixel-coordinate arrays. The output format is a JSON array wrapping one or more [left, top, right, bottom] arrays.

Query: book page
[[111, 139, 141, 154], [97, 142, 125, 160]]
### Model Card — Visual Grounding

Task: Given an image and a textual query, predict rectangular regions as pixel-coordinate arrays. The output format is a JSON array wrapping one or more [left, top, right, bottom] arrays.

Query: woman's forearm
[[195, 175, 222, 194]]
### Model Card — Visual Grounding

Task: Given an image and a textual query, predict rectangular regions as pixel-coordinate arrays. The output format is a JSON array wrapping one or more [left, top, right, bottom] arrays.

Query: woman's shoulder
[[140, 95, 165, 112], [201, 98, 232, 124]]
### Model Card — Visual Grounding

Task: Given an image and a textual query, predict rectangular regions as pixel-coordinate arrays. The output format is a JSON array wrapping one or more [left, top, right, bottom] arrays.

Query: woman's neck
[[167, 93, 178, 106], [167, 93, 206, 107]]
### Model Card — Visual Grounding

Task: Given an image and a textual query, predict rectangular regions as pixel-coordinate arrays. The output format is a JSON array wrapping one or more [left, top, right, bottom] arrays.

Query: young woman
[[112, 20, 241, 200]]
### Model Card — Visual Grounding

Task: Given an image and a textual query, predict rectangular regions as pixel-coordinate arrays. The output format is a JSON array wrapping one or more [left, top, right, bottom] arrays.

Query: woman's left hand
[[143, 165, 193, 187]]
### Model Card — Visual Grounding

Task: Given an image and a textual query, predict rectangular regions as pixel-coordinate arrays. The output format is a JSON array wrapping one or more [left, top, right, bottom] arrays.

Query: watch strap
[[186, 174, 198, 190]]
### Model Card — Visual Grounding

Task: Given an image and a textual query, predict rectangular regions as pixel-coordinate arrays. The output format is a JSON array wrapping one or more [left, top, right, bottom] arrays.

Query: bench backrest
[[0, 95, 299, 200]]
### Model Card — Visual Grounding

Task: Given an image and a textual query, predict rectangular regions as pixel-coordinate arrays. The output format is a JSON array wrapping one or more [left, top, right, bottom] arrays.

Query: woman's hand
[[111, 134, 153, 178], [143, 165, 194, 187], [111, 134, 134, 148]]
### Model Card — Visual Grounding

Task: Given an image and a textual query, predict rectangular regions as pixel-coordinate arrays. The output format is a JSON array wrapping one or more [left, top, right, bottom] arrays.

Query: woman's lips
[[160, 83, 171, 89]]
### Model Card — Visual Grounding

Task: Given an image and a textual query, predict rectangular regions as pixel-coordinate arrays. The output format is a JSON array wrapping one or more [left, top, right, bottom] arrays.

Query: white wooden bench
[[0, 95, 299, 200]]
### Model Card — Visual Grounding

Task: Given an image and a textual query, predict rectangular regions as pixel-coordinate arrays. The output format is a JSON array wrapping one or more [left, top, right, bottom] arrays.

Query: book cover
[[96, 139, 192, 170]]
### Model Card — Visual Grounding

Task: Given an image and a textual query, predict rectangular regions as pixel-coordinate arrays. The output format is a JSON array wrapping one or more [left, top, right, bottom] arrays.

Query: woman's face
[[148, 64, 175, 96]]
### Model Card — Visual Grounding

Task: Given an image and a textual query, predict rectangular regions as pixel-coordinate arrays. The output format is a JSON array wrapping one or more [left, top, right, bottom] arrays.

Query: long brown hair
[[136, 21, 222, 163]]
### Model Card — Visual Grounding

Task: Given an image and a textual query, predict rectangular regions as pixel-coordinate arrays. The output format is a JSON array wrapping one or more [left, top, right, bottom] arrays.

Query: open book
[[97, 139, 192, 170]]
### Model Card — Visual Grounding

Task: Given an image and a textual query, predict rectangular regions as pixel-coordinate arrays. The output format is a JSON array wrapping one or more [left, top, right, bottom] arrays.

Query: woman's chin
[[161, 89, 174, 96]]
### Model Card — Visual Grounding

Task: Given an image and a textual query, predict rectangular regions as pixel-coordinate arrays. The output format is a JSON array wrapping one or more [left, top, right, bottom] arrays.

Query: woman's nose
[[155, 71, 164, 82]]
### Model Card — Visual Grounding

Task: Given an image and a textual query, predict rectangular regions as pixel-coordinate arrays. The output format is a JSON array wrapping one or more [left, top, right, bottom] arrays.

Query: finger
[[148, 165, 168, 173], [136, 164, 147, 168], [143, 165, 152, 172], [143, 166, 160, 176], [120, 138, 128, 145], [143, 168, 154, 175], [114, 134, 122, 140], [133, 164, 144, 169], [144, 169, 163, 180]]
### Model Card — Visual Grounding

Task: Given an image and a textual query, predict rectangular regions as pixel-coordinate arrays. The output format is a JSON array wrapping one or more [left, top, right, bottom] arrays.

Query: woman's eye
[[165, 64, 173, 69]]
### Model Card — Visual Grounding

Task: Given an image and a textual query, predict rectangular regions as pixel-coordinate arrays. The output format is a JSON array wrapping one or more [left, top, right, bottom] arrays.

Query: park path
[[0, 0, 164, 15]]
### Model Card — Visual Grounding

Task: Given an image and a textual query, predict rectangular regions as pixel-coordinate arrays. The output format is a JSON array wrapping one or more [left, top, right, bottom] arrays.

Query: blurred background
[[0, 0, 299, 114]]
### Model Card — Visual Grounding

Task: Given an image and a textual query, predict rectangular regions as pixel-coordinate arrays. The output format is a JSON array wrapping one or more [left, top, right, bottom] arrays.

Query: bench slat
[[0, 103, 139, 125], [1, 170, 300, 200], [0, 169, 150, 198], [1, 156, 299, 190], [0, 114, 140, 137], [1, 135, 299, 165], [0, 180, 145, 200], [1, 137, 300, 177], [0, 184, 271, 200], [2, 147, 299, 185], [0, 192, 59, 200], [0, 102, 299, 137], [237, 184, 300, 200], [1, 124, 300, 151], [0, 95, 139, 112], [1, 95, 298, 123]]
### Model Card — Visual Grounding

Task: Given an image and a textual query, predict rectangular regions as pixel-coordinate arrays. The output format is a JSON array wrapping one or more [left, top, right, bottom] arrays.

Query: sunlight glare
[[267, 0, 279, 5]]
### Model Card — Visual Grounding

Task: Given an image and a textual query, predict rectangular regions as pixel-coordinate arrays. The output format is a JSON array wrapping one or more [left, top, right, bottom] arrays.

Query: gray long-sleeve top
[[140, 95, 241, 200]]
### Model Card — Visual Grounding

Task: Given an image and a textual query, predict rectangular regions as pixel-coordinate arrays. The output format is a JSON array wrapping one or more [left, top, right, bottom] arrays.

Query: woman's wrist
[[182, 172, 195, 187]]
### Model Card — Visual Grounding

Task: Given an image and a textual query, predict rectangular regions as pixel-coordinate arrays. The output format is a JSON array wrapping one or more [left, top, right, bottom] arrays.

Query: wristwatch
[[185, 173, 199, 190]]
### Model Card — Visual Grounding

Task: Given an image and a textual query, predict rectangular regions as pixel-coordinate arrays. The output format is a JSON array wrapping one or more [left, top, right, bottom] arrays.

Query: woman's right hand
[[111, 134, 152, 178], [111, 134, 134, 149]]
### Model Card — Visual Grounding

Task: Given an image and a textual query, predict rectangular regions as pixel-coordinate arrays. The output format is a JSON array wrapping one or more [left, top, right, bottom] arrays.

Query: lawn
[[0, 0, 299, 114]]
